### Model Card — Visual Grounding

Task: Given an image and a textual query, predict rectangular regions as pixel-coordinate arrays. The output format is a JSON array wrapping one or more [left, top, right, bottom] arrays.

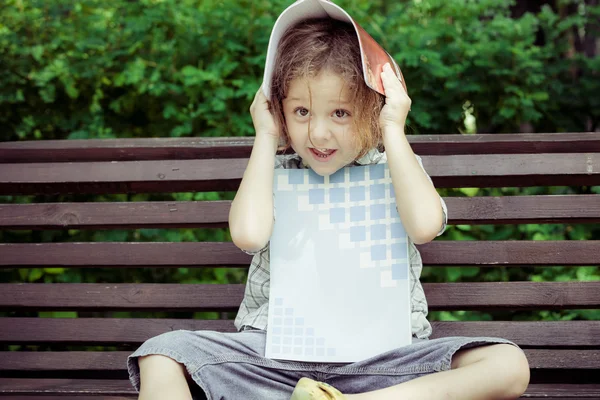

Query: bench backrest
[[0, 133, 599, 397]]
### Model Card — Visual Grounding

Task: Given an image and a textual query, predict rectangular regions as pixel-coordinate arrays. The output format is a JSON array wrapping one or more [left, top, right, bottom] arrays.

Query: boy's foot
[[290, 377, 347, 400]]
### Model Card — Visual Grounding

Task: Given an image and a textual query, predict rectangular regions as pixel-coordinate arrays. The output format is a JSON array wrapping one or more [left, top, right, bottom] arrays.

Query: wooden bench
[[0, 133, 599, 399]]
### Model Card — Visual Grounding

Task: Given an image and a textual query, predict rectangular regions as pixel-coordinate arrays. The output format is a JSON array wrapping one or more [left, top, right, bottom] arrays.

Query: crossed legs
[[136, 343, 530, 400]]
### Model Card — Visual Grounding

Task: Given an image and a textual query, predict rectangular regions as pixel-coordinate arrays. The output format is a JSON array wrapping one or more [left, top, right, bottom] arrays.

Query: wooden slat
[[0, 137, 256, 163], [2, 241, 598, 267], [0, 158, 247, 195], [0, 283, 245, 311], [0, 242, 251, 267], [423, 282, 600, 310], [1, 153, 599, 195], [1, 319, 598, 347], [0, 379, 134, 396], [0, 380, 597, 398], [417, 240, 600, 266], [430, 153, 600, 188], [1, 133, 599, 163], [0, 350, 598, 371], [0, 397, 134, 400], [5, 397, 134, 400], [2, 195, 600, 230], [0, 282, 598, 311], [524, 350, 600, 369], [429, 321, 600, 347], [443, 195, 600, 225], [0, 201, 231, 229], [522, 384, 600, 398], [0, 318, 236, 344]]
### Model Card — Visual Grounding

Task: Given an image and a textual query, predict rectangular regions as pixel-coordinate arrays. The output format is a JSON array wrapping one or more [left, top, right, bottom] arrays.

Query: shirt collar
[[354, 148, 384, 165]]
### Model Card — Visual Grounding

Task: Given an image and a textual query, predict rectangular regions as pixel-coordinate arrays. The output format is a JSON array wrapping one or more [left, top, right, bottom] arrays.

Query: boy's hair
[[270, 18, 385, 159]]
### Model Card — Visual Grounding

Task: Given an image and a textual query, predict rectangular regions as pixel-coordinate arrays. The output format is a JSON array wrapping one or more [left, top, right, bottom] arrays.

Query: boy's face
[[283, 70, 361, 176]]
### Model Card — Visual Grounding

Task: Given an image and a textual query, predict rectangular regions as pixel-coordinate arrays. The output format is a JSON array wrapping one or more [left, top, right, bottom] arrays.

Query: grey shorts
[[127, 328, 518, 400]]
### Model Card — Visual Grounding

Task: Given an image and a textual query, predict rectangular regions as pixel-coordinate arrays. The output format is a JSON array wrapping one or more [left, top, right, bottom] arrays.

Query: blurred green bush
[[1, 0, 598, 141]]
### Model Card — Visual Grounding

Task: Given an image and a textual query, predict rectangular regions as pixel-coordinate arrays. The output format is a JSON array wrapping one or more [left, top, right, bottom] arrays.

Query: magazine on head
[[262, 0, 407, 98]]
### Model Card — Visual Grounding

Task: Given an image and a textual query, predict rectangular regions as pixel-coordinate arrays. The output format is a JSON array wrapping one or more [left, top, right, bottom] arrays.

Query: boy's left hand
[[379, 62, 411, 133]]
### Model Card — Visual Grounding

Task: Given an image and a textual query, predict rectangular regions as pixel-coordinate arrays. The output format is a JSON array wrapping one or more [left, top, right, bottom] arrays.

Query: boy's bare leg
[[345, 344, 530, 400], [138, 354, 194, 400]]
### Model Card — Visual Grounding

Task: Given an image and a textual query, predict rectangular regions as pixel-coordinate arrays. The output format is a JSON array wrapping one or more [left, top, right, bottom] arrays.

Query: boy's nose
[[309, 120, 332, 145]]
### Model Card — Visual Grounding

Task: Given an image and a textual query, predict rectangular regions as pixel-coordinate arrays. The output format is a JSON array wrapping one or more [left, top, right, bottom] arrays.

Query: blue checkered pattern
[[274, 163, 409, 286], [269, 297, 336, 358]]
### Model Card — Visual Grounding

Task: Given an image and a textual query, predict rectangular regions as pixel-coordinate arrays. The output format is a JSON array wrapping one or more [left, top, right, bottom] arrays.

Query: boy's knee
[[139, 354, 192, 381], [495, 345, 530, 398]]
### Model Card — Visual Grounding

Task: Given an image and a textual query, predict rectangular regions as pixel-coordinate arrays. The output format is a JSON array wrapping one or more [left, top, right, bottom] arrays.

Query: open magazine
[[267, 165, 412, 363], [262, 0, 407, 98]]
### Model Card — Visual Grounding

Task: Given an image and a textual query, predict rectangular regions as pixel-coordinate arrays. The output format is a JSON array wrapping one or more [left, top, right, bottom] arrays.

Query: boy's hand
[[250, 85, 280, 140], [379, 63, 411, 133]]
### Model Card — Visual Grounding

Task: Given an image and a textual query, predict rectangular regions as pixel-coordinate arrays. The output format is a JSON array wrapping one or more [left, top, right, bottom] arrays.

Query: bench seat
[[1, 133, 598, 398]]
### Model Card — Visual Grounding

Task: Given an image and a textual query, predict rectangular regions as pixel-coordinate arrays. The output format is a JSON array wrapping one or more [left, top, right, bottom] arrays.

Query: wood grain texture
[[0, 378, 134, 396], [0, 282, 598, 310], [0, 201, 232, 229], [1, 133, 598, 162], [0, 242, 251, 267], [1, 195, 599, 230], [2, 241, 598, 267], [0, 158, 248, 194], [1, 319, 598, 347], [1, 153, 599, 194], [0, 350, 598, 371], [0, 397, 134, 400], [521, 384, 600, 398], [0, 380, 599, 398]]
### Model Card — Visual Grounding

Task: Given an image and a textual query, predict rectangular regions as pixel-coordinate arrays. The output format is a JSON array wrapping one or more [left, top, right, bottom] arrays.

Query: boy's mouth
[[309, 148, 337, 161]]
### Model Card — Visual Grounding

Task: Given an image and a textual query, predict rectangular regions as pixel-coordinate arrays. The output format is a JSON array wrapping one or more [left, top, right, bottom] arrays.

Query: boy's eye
[[334, 109, 350, 118], [294, 107, 309, 117]]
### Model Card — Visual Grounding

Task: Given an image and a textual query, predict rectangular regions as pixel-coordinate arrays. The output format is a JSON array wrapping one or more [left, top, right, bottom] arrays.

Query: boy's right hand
[[250, 85, 280, 140]]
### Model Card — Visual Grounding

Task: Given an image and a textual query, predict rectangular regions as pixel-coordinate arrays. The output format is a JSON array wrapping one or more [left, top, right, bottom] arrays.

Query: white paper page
[[267, 163, 412, 363]]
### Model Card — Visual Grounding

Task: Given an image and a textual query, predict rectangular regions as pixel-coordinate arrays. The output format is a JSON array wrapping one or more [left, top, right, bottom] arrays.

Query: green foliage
[[363, 0, 600, 133], [1, 0, 598, 141], [1, 0, 278, 140]]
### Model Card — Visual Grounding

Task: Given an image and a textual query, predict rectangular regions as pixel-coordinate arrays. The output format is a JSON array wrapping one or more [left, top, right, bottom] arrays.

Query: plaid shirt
[[234, 148, 448, 339]]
